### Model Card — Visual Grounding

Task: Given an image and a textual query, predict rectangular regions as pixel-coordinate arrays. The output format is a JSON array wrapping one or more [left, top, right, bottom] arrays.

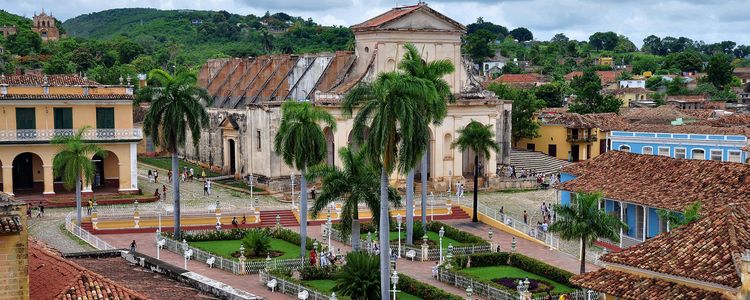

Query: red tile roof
[[696, 114, 750, 127], [492, 73, 544, 84], [350, 4, 466, 32], [0, 215, 22, 234], [537, 112, 628, 131], [620, 106, 709, 124], [565, 70, 621, 84], [0, 94, 134, 100], [29, 242, 148, 300], [666, 94, 709, 103], [599, 201, 750, 288], [0, 74, 100, 86], [540, 112, 597, 128], [558, 151, 750, 211], [571, 269, 730, 300], [624, 123, 750, 137], [582, 113, 629, 131]]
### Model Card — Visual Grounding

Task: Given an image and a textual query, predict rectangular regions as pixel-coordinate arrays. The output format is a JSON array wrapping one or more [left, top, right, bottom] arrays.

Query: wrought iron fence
[[0, 128, 142, 142], [259, 270, 333, 300]]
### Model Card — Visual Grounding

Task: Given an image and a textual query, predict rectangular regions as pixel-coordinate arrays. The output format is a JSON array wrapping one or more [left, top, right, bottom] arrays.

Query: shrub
[[242, 229, 272, 257], [166, 228, 245, 241], [334, 251, 380, 300], [427, 221, 487, 244], [273, 228, 326, 252], [398, 274, 463, 300], [453, 252, 510, 269], [508, 253, 574, 285], [299, 265, 339, 280]]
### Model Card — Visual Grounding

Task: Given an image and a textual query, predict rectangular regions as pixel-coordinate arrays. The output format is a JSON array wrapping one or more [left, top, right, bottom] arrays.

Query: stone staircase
[[509, 149, 571, 175], [258, 209, 299, 227]]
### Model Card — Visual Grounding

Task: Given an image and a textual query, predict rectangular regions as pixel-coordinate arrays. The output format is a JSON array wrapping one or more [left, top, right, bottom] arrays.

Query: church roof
[[571, 269, 730, 300], [350, 4, 466, 32]]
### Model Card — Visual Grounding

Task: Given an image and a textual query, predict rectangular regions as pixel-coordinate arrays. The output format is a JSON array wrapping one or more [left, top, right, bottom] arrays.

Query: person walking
[[203, 181, 209, 196], [523, 210, 528, 224], [37, 203, 44, 218], [87, 199, 93, 215], [148, 170, 154, 182], [129, 240, 137, 253], [162, 185, 167, 199], [168, 170, 172, 182], [154, 170, 159, 183], [26, 206, 32, 219], [206, 179, 212, 195]]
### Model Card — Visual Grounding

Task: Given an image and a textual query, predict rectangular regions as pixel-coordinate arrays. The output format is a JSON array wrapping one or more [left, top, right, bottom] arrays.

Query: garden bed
[[138, 157, 221, 177], [190, 238, 300, 260]]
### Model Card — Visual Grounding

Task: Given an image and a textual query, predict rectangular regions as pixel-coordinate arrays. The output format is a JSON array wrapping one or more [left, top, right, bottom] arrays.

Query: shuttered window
[[15, 108, 36, 130], [96, 108, 115, 129], [53, 108, 73, 129]]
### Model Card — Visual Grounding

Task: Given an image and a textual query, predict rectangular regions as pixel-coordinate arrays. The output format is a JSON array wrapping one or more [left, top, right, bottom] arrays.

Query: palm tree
[[274, 100, 336, 256], [451, 120, 499, 223], [307, 147, 401, 250], [549, 192, 627, 274], [398, 43, 455, 241], [139, 69, 212, 239], [334, 251, 381, 300], [344, 71, 436, 298], [52, 127, 105, 226], [658, 200, 702, 230]]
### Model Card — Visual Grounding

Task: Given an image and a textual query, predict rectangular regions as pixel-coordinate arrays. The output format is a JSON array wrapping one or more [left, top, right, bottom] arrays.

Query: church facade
[[32, 11, 61, 42], [185, 4, 512, 191]]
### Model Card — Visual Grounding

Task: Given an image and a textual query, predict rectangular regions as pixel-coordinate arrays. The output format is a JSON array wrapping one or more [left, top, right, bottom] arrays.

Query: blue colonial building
[[608, 123, 750, 163], [557, 151, 750, 249]]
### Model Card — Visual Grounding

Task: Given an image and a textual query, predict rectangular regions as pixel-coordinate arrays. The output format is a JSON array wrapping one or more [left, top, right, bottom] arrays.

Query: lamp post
[[511, 237, 517, 253], [396, 214, 402, 258], [326, 215, 332, 252], [276, 214, 281, 228], [438, 226, 445, 264], [156, 201, 162, 232], [247, 175, 254, 200], [367, 231, 373, 253], [390, 270, 399, 300], [466, 286, 473, 300], [290, 172, 295, 209], [446, 243, 453, 269], [488, 228, 494, 251], [182, 239, 192, 270], [516, 277, 530, 300], [156, 229, 164, 260]]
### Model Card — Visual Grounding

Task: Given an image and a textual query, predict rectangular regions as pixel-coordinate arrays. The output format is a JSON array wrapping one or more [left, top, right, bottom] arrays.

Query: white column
[[128, 143, 138, 191], [642, 206, 647, 242]]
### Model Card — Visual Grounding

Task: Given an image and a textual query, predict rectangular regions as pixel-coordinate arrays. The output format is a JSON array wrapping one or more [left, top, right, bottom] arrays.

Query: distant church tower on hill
[[32, 10, 60, 41]]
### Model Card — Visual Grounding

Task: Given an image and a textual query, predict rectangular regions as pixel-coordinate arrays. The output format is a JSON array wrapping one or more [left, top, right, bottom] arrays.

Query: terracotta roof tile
[[492, 73, 544, 84], [0, 94, 133, 100], [0, 74, 100, 86], [350, 4, 466, 32], [571, 269, 730, 300], [624, 123, 750, 137], [696, 114, 750, 127], [538, 112, 597, 128], [559, 151, 750, 211], [565, 70, 621, 84], [29, 242, 148, 300], [598, 201, 750, 288], [582, 113, 629, 131], [0, 215, 22, 233], [666, 94, 709, 103], [620, 106, 708, 124]]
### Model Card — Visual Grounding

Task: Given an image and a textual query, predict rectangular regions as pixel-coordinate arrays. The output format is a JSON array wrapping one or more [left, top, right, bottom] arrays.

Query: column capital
[[1, 165, 13, 169], [43, 165, 53, 168]]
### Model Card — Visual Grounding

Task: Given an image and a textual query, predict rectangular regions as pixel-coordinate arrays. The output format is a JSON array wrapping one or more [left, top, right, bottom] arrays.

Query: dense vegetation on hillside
[[0, 8, 353, 84]]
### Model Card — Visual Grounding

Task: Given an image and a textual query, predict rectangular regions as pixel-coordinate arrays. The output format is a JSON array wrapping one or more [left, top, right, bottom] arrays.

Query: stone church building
[[32, 11, 61, 42], [186, 4, 512, 191]]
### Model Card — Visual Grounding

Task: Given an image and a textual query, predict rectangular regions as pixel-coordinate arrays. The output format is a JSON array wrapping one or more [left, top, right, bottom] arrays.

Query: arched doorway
[[92, 151, 119, 190], [324, 127, 335, 167], [12, 152, 43, 194], [228, 139, 237, 174], [462, 148, 485, 178], [347, 127, 370, 153]]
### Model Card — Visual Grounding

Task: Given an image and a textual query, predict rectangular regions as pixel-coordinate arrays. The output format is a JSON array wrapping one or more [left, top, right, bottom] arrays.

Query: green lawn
[[138, 157, 221, 177], [190, 238, 300, 261], [217, 179, 265, 192], [460, 266, 575, 295], [304, 279, 421, 299], [389, 230, 463, 248]]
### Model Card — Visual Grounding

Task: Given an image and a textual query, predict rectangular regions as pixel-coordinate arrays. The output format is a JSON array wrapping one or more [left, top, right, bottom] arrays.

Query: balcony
[[0, 128, 143, 143], [566, 134, 598, 143]]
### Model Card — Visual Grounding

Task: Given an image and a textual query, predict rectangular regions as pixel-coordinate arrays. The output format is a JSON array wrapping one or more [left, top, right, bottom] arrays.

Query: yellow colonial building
[[0, 74, 140, 197], [515, 110, 627, 162]]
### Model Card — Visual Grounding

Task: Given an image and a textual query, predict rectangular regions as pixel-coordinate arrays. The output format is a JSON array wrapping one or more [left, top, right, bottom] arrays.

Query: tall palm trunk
[[472, 154, 479, 222], [420, 154, 428, 232], [76, 174, 82, 226], [580, 237, 586, 274], [405, 168, 414, 245], [352, 209, 360, 251], [379, 167, 390, 299], [172, 151, 181, 239], [299, 170, 308, 257]]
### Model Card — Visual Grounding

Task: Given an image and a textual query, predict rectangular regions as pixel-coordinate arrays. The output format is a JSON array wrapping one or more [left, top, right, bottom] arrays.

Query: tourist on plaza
[[231, 217, 239, 228], [203, 181, 209, 196], [130, 240, 137, 253], [241, 215, 247, 224], [189, 168, 195, 180], [37, 203, 44, 218], [542, 220, 549, 232], [207, 179, 212, 195], [162, 185, 167, 198], [148, 170, 153, 182], [201, 169, 206, 179], [181, 172, 186, 182], [310, 188, 316, 200], [154, 189, 161, 200], [499, 206, 504, 216], [154, 170, 159, 183], [523, 210, 528, 224], [167, 170, 172, 182], [87, 199, 93, 215], [215, 221, 222, 231], [26, 206, 32, 219], [541, 202, 547, 216]]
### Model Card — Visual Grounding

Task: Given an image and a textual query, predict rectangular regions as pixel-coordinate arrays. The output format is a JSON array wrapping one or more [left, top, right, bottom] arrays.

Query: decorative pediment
[[219, 115, 239, 130], [351, 4, 466, 33]]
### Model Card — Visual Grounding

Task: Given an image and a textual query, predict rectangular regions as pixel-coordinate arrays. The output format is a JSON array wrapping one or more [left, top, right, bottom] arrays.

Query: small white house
[[619, 80, 645, 88]]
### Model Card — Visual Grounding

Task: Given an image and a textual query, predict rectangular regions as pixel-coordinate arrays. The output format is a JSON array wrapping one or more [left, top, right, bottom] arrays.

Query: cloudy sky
[[3, 0, 750, 46]]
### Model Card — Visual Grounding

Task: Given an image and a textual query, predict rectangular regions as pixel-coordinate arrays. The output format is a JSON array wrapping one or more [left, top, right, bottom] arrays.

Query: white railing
[[259, 270, 333, 300], [439, 268, 599, 300], [64, 212, 117, 250], [0, 128, 143, 142]]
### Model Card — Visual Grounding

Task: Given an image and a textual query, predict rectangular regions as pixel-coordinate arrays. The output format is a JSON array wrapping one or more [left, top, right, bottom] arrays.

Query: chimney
[[741, 249, 750, 298]]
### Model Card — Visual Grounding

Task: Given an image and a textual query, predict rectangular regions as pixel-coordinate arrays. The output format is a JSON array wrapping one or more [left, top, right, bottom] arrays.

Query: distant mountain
[[62, 8, 208, 40]]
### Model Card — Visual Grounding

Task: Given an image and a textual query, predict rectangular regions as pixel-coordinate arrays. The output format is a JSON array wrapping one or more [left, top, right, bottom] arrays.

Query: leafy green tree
[[588, 31, 618, 51], [116, 39, 144, 64], [467, 17, 508, 38], [549, 192, 627, 273], [334, 252, 380, 300], [631, 55, 663, 74], [641, 35, 663, 55], [657, 201, 701, 231], [6, 30, 42, 55], [666, 76, 688, 95], [568, 69, 623, 114], [43, 53, 76, 74], [53, 127, 105, 226], [534, 82, 567, 107], [131, 55, 159, 73], [614, 35, 637, 52], [464, 29, 496, 63], [307, 147, 401, 250], [652, 92, 666, 106], [664, 51, 704, 72], [645, 76, 665, 90], [706, 53, 734, 89], [501, 62, 522, 74], [138, 70, 212, 239], [452, 121, 499, 222], [551, 33, 569, 45], [343, 71, 435, 297], [509, 27, 533, 42], [274, 101, 336, 256], [242, 229, 272, 257], [398, 43, 454, 239]]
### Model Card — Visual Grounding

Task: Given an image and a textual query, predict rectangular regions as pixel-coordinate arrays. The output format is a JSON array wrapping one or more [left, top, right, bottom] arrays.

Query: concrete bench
[[297, 290, 309, 299], [207, 257, 215, 268], [405, 249, 416, 261], [266, 279, 277, 292]]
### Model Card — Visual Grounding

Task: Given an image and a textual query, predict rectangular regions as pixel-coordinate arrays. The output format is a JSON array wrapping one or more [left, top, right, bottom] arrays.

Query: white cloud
[[2, 0, 750, 45]]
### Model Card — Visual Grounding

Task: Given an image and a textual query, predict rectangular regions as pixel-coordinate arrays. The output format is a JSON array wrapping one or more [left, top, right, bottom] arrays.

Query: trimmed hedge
[[171, 228, 326, 251], [508, 253, 573, 285], [398, 274, 463, 300], [453, 252, 511, 269], [427, 221, 487, 244], [299, 265, 339, 280]]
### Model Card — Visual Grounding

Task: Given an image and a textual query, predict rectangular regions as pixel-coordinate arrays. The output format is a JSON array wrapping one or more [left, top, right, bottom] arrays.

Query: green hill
[[0, 9, 32, 29]]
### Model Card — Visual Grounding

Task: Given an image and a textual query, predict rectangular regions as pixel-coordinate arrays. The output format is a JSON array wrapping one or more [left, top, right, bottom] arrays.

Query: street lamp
[[247, 175, 254, 200], [396, 214, 403, 257], [466, 286, 473, 300], [290, 172, 296, 209], [183, 239, 192, 270], [276, 214, 281, 228], [367, 231, 372, 253], [439, 226, 445, 264], [390, 270, 399, 300], [239, 244, 246, 259], [325, 215, 332, 251], [446, 242, 453, 269], [488, 228, 493, 241]]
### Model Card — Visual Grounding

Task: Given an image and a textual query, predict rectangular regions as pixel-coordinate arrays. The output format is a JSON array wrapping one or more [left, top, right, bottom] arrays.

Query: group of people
[[229, 215, 248, 227], [147, 169, 159, 183], [535, 202, 554, 232], [154, 184, 167, 200], [25, 202, 45, 219], [309, 248, 342, 266], [203, 179, 213, 196]]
